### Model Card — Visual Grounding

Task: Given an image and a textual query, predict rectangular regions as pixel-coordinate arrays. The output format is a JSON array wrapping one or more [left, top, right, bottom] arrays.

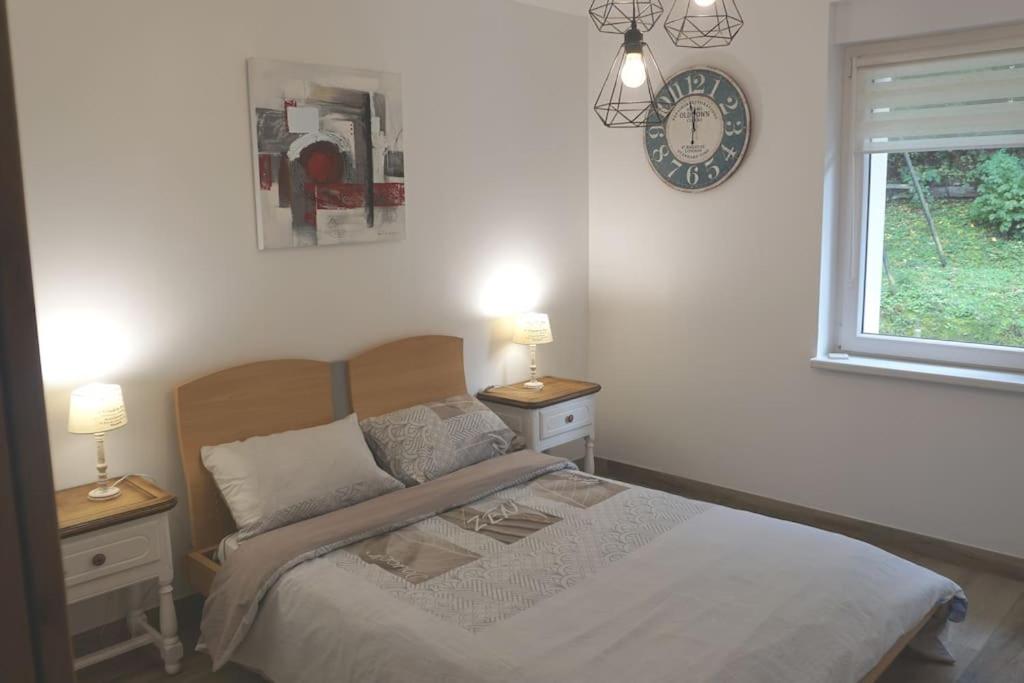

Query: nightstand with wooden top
[[478, 377, 601, 474], [56, 476, 183, 675]]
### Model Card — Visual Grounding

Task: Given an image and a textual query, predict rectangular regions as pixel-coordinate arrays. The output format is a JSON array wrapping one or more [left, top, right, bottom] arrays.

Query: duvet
[[200, 450, 966, 683]]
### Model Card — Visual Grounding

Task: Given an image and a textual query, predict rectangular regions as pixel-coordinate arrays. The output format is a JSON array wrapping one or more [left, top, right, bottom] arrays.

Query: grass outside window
[[878, 199, 1024, 350]]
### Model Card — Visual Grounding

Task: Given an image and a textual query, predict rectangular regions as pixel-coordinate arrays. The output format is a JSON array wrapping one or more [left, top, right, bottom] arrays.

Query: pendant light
[[663, 0, 744, 49], [593, 4, 668, 128], [589, 0, 664, 34]]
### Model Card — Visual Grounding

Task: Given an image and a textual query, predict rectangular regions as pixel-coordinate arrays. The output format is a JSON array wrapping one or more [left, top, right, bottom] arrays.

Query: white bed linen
[[230, 500, 962, 683], [216, 533, 241, 564]]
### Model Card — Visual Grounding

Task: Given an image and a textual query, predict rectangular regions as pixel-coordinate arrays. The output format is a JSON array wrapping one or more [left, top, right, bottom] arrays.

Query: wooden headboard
[[349, 335, 467, 419], [174, 360, 334, 550], [174, 336, 465, 552]]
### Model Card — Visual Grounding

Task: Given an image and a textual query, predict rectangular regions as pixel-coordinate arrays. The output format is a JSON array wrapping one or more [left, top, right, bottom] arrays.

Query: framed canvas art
[[247, 58, 406, 249]]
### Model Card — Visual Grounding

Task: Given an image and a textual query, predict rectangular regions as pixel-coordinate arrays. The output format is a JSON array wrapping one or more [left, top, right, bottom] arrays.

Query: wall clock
[[645, 67, 751, 192]]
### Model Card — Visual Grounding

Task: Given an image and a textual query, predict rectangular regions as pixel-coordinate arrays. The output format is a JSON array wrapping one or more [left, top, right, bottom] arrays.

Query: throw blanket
[[201, 451, 966, 682]]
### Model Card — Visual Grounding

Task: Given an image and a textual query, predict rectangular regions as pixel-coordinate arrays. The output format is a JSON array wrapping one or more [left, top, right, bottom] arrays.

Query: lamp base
[[523, 379, 545, 391], [88, 485, 122, 501]]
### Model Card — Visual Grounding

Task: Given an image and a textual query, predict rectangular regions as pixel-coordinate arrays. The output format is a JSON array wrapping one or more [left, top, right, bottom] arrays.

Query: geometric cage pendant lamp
[[591, 0, 745, 128], [592, 2, 668, 128], [664, 0, 745, 49], [589, 0, 664, 33]]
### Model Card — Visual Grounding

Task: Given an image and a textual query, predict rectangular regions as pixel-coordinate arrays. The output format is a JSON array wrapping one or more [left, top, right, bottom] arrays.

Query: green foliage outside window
[[879, 200, 1024, 349], [875, 148, 1024, 349], [886, 149, 1024, 190], [968, 151, 1024, 239]]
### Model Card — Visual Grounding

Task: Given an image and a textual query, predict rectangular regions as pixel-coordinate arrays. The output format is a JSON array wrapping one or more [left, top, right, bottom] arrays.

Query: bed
[[175, 335, 966, 683]]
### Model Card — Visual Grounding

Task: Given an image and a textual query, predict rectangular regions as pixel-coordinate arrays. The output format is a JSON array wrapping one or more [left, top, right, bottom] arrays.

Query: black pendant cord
[[626, 0, 642, 55]]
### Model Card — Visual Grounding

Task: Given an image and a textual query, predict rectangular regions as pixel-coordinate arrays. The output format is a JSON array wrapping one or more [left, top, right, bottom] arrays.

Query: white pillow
[[201, 413, 403, 541]]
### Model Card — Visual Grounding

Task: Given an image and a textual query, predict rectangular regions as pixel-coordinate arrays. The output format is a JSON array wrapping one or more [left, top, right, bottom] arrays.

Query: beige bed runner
[[200, 450, 574, 669]]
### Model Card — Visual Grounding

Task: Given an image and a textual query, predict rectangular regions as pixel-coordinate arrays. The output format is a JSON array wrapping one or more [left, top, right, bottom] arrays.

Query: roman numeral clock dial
[[645, 67, 751, 192]]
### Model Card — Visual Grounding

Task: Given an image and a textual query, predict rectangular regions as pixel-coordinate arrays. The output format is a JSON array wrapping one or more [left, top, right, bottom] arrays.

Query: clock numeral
[[686, 73, 706, 96], [720, 96, 739, 114], [722, 144, 739, 161], [725, 119, 746, 137], [647, 125, 666, 140], [704, 159, 721, 181], [686, 165, 700, 186], [652, 145, 671, 163], [668, 81, 686, 103], [667, 159, 684, 179], [708, 78, 722, 99]]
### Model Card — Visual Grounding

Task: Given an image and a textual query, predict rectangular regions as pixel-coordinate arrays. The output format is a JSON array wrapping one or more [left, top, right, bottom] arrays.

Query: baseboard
[[596, 457, 1024, 583]]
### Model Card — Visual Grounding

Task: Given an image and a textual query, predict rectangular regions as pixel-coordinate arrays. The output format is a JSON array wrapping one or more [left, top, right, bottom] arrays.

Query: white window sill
[[810, 355, 1024, 394]]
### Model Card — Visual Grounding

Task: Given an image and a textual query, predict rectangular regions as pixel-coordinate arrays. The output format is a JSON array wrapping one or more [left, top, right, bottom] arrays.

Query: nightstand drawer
[[61, 517, 163, 588], [539, 398, 593, 440]]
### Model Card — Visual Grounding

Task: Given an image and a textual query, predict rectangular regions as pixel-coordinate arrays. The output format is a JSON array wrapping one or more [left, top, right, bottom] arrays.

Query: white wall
[[14, 0, 1024, 638], [589, 0, 1024, 559], [513, 0, 585, 16], [833, 0, 1024, 43], [10, 0, 588, 629]]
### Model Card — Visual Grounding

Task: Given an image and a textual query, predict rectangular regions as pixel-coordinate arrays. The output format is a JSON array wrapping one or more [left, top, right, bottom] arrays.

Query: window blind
[[855, 48, 1024, 153]]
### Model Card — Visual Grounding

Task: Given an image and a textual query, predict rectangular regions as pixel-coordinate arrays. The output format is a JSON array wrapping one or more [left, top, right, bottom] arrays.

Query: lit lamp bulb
[[620, 51, 647, 88], [694, 0, 717, 6], [619, 24, 648, 89]]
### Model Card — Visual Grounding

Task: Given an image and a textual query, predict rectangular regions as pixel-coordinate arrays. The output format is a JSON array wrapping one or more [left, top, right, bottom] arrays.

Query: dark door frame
[[0, 0, 75, 680]]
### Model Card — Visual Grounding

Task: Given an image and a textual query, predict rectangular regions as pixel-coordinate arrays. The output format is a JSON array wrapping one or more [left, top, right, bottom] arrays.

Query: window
[[830, 32, 1024, 374]]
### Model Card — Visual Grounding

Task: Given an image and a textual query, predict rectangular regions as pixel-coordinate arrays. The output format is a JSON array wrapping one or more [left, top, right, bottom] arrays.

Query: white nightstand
[[478, 377, 600, 474], [56, 476, 183, 675]]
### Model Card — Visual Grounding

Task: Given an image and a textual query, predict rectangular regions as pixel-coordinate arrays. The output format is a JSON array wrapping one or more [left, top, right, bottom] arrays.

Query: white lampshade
[[68, 383, 128, 435], [513, 313, 553, 346]]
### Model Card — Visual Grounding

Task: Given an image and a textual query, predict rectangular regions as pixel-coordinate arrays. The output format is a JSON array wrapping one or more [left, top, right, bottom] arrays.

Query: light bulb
[[620, 52, 647, 88], [694, 0, 717, 6]]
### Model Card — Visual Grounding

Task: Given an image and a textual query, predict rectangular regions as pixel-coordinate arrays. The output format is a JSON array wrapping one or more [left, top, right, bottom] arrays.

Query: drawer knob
[[565, 415, 575, 424], [91, 553, 106, 567]]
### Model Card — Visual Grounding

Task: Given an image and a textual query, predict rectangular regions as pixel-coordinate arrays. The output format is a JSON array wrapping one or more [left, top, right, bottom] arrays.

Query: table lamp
[[513, 312, 553, 390], [68, 383, 128, 501]]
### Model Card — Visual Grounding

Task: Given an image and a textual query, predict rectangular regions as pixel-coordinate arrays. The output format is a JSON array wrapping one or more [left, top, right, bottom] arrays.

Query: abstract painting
[[247, 58, 406, 249]]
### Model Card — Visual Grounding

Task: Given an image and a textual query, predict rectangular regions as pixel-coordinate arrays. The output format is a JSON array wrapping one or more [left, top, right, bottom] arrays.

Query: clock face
[[645, 67, 751, 192]]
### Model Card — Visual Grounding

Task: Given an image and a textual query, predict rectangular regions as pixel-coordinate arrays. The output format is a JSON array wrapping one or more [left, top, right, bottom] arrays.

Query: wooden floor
[[876, 550, 1024, 682], [74, 596, 264, 683]]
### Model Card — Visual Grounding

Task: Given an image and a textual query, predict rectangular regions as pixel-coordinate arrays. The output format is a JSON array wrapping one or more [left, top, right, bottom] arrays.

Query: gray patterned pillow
[[360, 394, 518, 485], [201, 414, 404, 542]]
